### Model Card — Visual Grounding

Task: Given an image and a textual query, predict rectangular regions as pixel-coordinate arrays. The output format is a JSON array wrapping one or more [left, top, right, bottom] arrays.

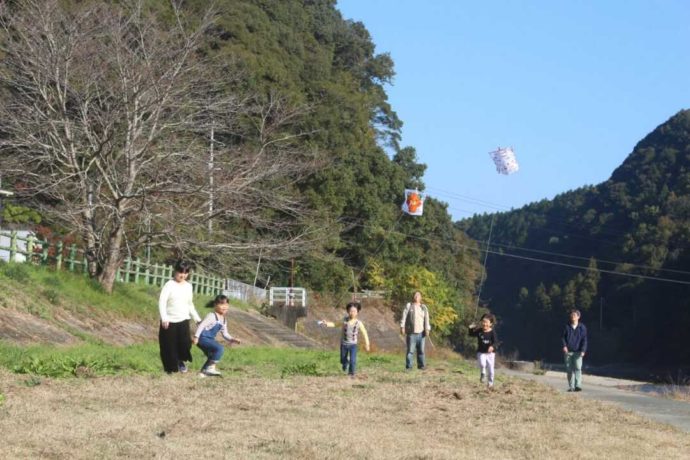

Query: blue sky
[[337, 1, 690, 219]]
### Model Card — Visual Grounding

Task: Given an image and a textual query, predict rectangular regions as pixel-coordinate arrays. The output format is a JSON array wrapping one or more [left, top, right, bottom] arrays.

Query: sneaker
[[198, 372, 207, 379], [567, 388, 574, 392], [480, 373, 486, 384], [574, 387, 582, 392], [178, 362, 188, 373], [204, 366, 222, 376]]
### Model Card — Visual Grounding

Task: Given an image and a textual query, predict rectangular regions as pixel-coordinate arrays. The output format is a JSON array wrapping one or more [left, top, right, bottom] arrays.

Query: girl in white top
[[158, 261, 201, 374]]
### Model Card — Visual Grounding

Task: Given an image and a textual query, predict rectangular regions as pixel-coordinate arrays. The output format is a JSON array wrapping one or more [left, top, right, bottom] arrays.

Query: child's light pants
[[564, 352, 583, 389], [477, 352, 495, 385]]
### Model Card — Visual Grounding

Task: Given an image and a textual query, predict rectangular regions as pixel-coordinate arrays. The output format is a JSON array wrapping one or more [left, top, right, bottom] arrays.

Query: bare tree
[[0, 1, 321, 292]]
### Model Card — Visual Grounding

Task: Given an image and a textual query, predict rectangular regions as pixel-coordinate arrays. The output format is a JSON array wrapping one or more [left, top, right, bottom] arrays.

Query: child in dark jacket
[[469, 313, 498, 388], [562, 309, 588, 391]]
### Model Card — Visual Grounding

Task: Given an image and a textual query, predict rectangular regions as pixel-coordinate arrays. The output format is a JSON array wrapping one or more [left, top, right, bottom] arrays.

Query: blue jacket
[[562, 323, 588, 353]]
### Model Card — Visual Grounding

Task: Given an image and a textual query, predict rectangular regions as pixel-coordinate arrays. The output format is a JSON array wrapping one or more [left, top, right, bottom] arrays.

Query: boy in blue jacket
[[562, 309, 588, 392]]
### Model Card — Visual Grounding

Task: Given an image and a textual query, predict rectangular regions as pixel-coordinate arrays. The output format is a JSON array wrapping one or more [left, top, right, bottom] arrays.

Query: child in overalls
[[192, 294, 240, 377]]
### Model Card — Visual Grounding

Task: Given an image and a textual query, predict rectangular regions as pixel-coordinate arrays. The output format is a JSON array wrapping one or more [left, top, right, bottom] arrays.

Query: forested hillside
[[0, 0, 481, 342], [459, 110, 690, 368]]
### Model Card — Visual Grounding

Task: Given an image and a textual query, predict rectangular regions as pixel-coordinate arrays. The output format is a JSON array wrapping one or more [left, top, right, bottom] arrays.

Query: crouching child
[[193, 295, 240, 377]]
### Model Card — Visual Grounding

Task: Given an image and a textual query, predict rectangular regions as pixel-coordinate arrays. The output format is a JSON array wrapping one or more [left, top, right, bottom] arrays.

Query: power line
[[337, 217, 690, 286], [483, 238, 690, 277], [490, 251, 690, 286], [429, 185, 638, 240], [337, 215, 690, 280]]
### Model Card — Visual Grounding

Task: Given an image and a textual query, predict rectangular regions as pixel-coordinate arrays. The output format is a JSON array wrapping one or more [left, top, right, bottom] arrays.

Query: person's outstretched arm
[[359, 322, 370, 352]]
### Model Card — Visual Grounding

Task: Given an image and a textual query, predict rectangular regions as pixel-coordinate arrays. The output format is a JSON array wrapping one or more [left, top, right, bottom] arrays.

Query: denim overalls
[[197, 314, 225, 371]]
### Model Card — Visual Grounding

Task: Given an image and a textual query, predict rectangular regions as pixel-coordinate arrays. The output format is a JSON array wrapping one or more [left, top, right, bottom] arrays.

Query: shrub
[[280, 362, 322, 378]]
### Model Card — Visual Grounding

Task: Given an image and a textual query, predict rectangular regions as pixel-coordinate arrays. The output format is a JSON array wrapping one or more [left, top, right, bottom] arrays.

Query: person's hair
[[206, 294, 230, 309], [346, 302, 362, 312], [569, 309, 581, 318], [481, 313, 496, 324], [174, 260, 192, 274]]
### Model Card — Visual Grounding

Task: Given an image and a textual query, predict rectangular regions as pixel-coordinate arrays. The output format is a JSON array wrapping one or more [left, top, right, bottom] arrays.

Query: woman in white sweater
[[158, 260, 201, 373]]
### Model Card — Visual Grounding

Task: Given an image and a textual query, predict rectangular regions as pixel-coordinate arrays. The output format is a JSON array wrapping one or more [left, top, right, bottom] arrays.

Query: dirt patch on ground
[[0, 305, 156, 346], [0, 304, 318, 349], [0, 308, 77, 345]]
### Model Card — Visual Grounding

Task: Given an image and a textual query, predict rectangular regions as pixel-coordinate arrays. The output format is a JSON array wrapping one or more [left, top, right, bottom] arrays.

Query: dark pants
[[340, 343, 358, 375], [159, 320, 192, 373]]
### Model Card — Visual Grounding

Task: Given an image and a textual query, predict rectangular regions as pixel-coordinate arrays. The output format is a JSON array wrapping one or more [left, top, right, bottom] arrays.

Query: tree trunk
[[98, 222, 125, 294]]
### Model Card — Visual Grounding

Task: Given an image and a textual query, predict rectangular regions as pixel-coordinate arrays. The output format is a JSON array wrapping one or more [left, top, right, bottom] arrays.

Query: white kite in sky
[[489, 147, 519, 175]]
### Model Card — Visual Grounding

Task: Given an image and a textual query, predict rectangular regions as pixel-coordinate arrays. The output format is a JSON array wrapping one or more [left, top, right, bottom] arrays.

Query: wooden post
[[124, 258, 132, 283], [68, 244, 77, 271], [55, 241, 63, 270], [26, 235, 35, 264], [41, 240, 49, 265], [9, 231, 16, 262], [134, 258, 141, 284]]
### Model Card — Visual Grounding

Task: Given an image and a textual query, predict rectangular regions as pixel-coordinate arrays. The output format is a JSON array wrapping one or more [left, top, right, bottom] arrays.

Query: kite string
[[473, 213, 495, 320]]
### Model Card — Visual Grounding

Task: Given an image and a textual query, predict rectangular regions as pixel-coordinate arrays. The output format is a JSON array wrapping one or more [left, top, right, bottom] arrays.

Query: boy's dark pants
[[159, 320, 192, 373], [340, 343, 358, 375]]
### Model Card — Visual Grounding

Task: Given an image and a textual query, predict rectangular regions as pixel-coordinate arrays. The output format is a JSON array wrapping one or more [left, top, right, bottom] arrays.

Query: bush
[[1, 263, 31, 282], [280, 362, 322, 378]]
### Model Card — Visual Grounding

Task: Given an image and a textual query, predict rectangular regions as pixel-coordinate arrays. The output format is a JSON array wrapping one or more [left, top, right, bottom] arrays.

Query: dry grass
[[0, 360, 688, 459]]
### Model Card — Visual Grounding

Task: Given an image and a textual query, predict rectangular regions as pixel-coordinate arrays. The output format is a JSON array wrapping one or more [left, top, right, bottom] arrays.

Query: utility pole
[[207, 125, 215, 235], [146, 214, 152, 265], [288, 258, 295, 307], [253, 249, 262, 287]]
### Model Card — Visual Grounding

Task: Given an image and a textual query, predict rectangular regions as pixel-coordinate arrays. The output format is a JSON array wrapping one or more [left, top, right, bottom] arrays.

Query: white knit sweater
[[158, 280, 201, 323]]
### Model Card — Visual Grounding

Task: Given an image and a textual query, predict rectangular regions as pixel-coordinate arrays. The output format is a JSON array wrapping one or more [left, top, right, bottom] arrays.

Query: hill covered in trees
[[0, 0, 481, 343], [459, 110, 690, 369]]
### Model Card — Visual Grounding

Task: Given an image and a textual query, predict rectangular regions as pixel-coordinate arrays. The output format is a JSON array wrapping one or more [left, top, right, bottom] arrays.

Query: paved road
[[501, 369, 690, 433]]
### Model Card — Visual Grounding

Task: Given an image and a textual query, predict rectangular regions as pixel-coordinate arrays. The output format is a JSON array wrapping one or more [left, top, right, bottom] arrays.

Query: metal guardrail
[[269, 287, 307, 307], [223, 279, 267, 303]]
